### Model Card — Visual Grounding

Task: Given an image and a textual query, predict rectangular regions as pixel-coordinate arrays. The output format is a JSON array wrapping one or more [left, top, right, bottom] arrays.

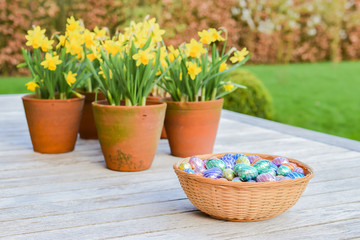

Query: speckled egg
[[272, 157, 290, 167], [287, 172, 305, 179], [235, 155, 251, 166], [248, 155, 261, 164], [179, 162, 192, 171], [232, 177, 242, 182], [293, 167, 305, 174], [256, 173, 277, 182], [203, 167, 223, 179], [277, 165, 292, 176], [252, 160, 271, 174], [206, 158, 226, 170], [233, 163, 249, 175], [282, 163, 297, 171], [183, 168, 195, 174], [222, 169, 236, 181], [189, 156, 205, 170], [237, 166, 258, 181]]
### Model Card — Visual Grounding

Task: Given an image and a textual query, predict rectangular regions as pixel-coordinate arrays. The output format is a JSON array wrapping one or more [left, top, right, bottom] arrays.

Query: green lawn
[[1, 61, 360, 141], [0, 76, 32, 94], [244, 61, 360, 141]]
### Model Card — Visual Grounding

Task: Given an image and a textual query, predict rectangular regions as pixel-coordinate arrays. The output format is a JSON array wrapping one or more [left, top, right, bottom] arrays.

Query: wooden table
[[1, 94, 360, 239]]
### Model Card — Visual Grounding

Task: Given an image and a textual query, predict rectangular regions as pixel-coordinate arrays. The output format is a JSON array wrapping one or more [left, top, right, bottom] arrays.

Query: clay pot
[[78, 91, 106, 139], [22, 94, 84, 153], [147, 96, 167, 139], [164, 99, 224, 157], [92, 100, 166, 171]]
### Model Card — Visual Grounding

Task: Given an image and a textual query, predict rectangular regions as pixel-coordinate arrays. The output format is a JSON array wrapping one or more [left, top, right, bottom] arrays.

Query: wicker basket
[[173, 152, 314, 222]]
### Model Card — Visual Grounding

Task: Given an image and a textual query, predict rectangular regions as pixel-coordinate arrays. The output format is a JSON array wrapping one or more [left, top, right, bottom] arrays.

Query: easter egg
[[194, 166, 206, 173], [272, 157, 290, 167], [233, 163, 249, 175], [189, 156, 205, 170], [237, 166, 258, 181], [235, 155, 251, 166], [252, 160, 271, 174], [283, 163, 297, 171], [248, 155, 261, 164], [269, 162, 278, 171], [256, 173, 276, 182], [218, 178, 228, 181], [206, 159, 226, 170], [293, 167, 305, 174], [179, 162, 192, 170], [222, 169, 235, 181], [221, 158, 235, 169], [183, 168, 195, 174], [262, 168, 276, 177], [278, 176, 292, 181], [203, 167, 223, 179], [287, 172, 305, 179], [277, 165, 292, 176], [232, 177, 242, 182]]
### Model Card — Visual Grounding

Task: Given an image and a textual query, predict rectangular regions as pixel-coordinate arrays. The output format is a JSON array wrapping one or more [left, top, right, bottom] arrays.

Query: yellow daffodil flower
[[103, 40, 122, 56], [83, 30, 96, 49], [187, 62, 201, 80], [209, 28, 225, 42], [25, 82, 39, 91], [150, 23, 165, 43], [198, 30, 214, 45], [94, 26, 108, 41], [56, 34, 68, 49], [66, 16, 83, 33], [179, 72, 183, 81], [65, 71, 77, 86], [40, 37, 54, 52], [98, 66, 112, 79], [87, 46, 102, 62], [219, 61, 227, 72], [168, 45, 179, 62], [230, 48, 249, 63], [41, 53, 62, 71], [25, 26, 46, 49], [223, 82, 235, 92], [185, 39, 207, 58], [132, 48, 154, 66]]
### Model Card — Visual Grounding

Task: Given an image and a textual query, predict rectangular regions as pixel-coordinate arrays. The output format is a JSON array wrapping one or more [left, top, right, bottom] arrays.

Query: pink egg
[[293, 167, 305, 174]]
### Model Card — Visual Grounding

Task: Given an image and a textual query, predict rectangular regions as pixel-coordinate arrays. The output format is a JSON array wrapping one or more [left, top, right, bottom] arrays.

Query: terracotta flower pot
[[164, 99, 224, 157], [22, 94, 85, 153], [78, 91, 106, 139], [147, 96, 167, 139], [92, 100, 166, 171]]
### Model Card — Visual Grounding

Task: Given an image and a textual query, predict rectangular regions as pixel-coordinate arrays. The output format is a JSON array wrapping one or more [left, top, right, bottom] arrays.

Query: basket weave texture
[[173, 152, 314, 222]]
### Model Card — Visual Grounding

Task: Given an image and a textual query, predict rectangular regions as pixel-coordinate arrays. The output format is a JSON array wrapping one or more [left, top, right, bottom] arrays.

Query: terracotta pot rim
[[22, 94, 85, 102], [92, 99, 167, 109], [165, 98, 224, 104]]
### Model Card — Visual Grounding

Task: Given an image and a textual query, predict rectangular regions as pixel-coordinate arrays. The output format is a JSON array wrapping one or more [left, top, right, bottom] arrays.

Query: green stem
[[211, 88, 217, 101], [201, 87, 206, 102], [125, 97, 132, 106]]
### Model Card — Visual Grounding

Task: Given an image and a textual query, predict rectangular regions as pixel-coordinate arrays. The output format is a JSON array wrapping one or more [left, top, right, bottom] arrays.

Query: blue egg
[[221, 153, 236, 165], [269, 162, 278, 171], [287, 172, 305, 179], [222, 158, 235, 169], [203, 167, 223, 179], [183, 168, 195, 174]]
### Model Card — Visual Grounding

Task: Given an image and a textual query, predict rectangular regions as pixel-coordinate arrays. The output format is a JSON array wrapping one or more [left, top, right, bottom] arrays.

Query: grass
[[1, 61, 360, 141], [0, 76, 32, 94], [244, 61, 360, 141]]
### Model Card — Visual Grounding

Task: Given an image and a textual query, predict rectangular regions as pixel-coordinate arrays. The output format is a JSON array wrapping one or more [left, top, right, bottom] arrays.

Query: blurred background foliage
[[1, 0, 360, 75]]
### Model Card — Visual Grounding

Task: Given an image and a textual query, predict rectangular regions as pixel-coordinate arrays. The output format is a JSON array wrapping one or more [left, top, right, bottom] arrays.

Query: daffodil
[[56, 34, 68, 49], [198, 30, 214, 45], [223, 82, 235, 92], [66, 32, 84, 57], [168, 45, 179, 62], [219, 61, 227, 72], [209, 28, 225, 42], [149, 22, 165, 43], [94, 26, 107, 41], [179, 72, 183, 81], [25, 82, 39, 91], [98, 66, 112, 79], [25, 26, 46, 49], [187, 62, 201, 80], [66, 16, 83, 33], [87, 46, 102, 62], [230, 48, 249, 63], [185, 39, 207, 58], [65, 71, 77, 86], [83, 30, 96, 49], [41, 53, 62, 71], [132, 48, 154, 66], [40, 37, 54, 52], [103, 40, 122, 56]]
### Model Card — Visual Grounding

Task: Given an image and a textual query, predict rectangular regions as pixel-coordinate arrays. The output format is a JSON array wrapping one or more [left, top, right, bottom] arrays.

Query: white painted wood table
[[1, 94, 360, 240]]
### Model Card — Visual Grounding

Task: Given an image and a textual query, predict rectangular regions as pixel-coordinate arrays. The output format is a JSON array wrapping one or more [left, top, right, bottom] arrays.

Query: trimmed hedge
[[223, 70, 274, 120]]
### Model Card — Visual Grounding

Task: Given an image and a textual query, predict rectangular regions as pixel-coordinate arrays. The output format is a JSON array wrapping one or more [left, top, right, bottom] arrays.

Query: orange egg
[[282, 163, 297, 171]]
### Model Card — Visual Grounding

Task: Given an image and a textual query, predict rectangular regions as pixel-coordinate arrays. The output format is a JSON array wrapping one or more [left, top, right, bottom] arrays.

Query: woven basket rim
[[173, 152, 314, 188]]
